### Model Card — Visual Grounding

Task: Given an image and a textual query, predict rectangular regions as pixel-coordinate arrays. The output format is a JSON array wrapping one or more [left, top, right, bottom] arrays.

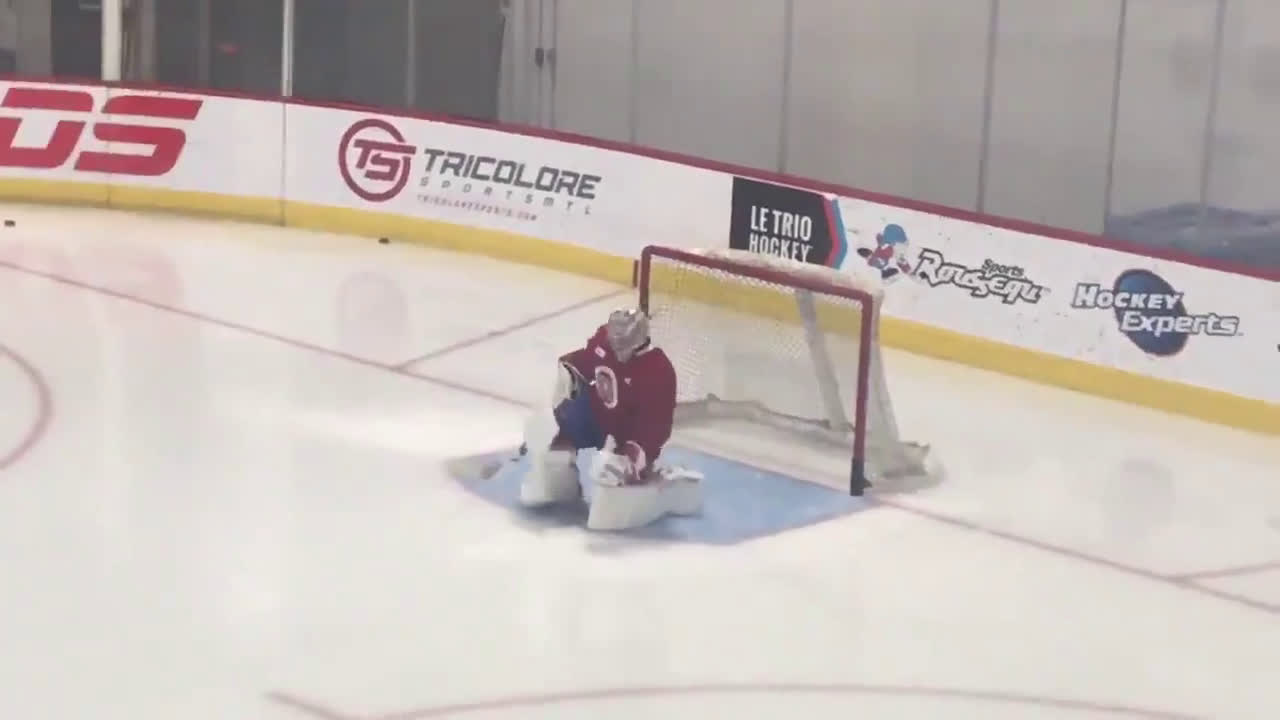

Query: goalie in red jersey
[[519, 308, 702, 530]]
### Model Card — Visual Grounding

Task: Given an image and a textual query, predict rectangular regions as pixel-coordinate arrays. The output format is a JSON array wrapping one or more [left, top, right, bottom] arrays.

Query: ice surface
[[0, 204, 1276, 720]]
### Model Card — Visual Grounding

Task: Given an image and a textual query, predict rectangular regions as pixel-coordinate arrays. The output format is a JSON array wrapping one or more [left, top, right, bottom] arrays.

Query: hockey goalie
[[519, 307, 703, 530]]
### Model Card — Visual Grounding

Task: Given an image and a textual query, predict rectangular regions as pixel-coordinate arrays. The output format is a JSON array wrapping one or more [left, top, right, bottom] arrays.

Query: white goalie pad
[[518, 381, 582, 507], [522, 399, 559, 455], [521, 358, 574, 457], [519, 448, 582, 507], [586, 463, 704, 531]]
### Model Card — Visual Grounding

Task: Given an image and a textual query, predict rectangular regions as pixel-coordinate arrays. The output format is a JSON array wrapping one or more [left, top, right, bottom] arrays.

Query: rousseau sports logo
[[911, 249, 1048, 304]]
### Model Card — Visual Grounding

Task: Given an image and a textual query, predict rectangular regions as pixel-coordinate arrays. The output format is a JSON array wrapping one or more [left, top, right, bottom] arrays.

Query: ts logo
[[338, 118, 416, 202], [0, 85, 202, 176]]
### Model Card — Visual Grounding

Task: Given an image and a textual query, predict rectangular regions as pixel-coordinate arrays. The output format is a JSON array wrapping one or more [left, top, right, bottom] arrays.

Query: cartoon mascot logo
[[855, 223, 913, 281]]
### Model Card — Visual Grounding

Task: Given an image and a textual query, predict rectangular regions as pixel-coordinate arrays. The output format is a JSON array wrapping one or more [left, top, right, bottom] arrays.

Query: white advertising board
[[0, 81, 281, 199], [720, 173, 1276, 403], [832, 196, 1279, 403], [283, 104, 731, 259], [0, 79, 1274, 407]]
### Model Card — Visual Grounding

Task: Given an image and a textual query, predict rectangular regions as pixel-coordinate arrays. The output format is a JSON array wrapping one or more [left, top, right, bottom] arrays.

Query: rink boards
[[0, 79, 1274, 434]]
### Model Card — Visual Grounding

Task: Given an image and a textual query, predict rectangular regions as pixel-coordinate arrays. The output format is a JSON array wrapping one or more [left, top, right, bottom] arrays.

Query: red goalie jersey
[[560, 322, 677, 470]]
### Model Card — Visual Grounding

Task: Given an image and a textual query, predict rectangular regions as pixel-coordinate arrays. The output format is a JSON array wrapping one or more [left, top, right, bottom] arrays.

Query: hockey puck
[[378, 237, 389, 244], [3, 219, 13, 227]]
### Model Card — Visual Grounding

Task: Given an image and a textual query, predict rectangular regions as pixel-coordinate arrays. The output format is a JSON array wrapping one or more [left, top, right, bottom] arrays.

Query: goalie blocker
[[520, 308, 703, 530]]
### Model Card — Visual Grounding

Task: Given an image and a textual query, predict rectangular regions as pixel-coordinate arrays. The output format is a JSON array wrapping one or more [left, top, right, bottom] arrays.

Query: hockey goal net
[[638, 245, 927, 495]]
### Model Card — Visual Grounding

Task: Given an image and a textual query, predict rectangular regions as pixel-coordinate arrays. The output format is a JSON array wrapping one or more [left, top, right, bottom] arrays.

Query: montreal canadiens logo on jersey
[[594, 366, 619, 408]]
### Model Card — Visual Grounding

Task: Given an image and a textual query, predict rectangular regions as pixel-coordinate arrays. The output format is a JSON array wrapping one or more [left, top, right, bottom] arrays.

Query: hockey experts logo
[[338, 117, 602, 220], [1071, 269, 1240, 356]]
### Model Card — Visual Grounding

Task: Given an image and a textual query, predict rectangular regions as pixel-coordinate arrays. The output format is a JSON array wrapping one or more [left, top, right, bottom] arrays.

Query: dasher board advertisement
[[834, 195, 1277, 402], [0, 81, 282, 199], [727, 176, 848, 268], [293, 104, 731, 259]]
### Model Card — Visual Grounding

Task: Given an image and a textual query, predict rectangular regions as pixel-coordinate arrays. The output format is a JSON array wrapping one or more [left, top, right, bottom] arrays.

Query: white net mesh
[[641, 246, 926, 489]]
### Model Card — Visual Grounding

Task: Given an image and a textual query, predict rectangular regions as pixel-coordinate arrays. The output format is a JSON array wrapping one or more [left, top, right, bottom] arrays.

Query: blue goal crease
[[448, 445, 872, 545]]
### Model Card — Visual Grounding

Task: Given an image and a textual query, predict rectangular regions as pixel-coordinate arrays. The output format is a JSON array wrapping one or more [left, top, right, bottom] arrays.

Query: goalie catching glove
[[592, 435, 646, 487]]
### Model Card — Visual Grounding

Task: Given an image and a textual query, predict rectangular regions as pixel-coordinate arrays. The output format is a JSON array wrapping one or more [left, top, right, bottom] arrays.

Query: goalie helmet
[[606, 308, 650, 361]]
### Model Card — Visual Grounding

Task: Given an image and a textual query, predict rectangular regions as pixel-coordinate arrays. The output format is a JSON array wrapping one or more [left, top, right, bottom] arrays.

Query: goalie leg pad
[[586, 465, 703, 531], [519, 448, 582, 507]]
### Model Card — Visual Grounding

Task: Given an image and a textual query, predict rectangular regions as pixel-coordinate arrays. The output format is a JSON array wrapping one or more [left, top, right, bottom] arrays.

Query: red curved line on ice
[[0, 343, 52, 472], [267, 683, 1201, 720]]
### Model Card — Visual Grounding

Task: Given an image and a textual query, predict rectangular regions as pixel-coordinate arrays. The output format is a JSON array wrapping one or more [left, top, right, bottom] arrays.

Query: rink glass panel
[[523, 0, 1280, 266], [288, 0, 504, 119], [82, 0, 1280, 265]]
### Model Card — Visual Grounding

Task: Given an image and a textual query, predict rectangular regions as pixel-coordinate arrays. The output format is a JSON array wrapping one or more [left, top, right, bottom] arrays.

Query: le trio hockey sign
[[726, 176, 847, 267], [0, 85, 202, 177]]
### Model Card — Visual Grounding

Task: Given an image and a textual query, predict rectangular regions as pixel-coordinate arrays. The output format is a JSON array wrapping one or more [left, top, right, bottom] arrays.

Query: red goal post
[[638, 245, 926, 495]]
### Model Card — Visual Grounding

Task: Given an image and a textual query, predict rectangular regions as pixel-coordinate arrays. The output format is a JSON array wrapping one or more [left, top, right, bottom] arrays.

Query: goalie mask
[[606, 308, 650, 361]]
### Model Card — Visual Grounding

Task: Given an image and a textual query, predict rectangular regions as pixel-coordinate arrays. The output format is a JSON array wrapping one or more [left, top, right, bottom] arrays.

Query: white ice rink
[[0, 204, 1276, 720]]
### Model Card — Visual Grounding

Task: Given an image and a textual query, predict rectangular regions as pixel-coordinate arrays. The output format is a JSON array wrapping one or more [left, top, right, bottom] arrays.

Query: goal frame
[[637, 245, 875, 495]]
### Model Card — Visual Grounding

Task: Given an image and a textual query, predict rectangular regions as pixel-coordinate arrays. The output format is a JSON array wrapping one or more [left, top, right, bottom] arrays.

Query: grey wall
[[290, 0, 504, 118], [784, 0, 993, 211], [12, 0, 52, 75], [1109, 0, 1219, 219], [12, 0, 1277, 256], [980, 0, 1120, 230], [548, 0, 789, 170], [518, 0, 1280, 239], [1201, 0, 1280, 212]]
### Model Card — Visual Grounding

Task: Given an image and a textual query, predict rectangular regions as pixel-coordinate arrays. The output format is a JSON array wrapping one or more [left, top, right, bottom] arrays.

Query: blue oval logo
[[1113, 269, 1188, 356]]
